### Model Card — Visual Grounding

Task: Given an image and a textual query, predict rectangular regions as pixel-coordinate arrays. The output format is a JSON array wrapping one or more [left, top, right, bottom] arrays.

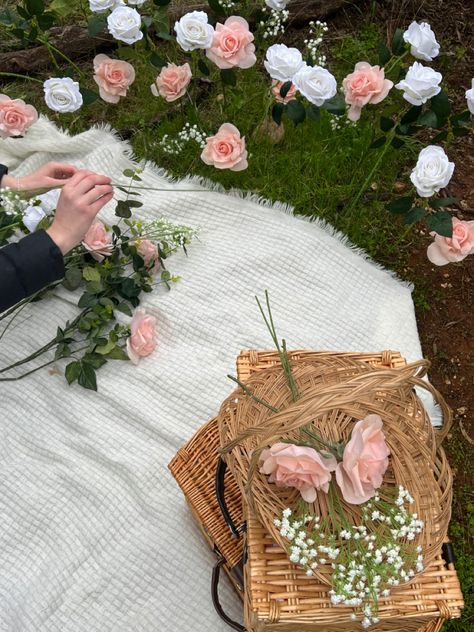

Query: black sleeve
[[0, 230, 65, 312], [0, 164, 8, 185]]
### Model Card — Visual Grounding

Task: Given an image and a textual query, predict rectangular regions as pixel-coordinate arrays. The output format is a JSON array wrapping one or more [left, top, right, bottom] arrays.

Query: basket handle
[[216, 457, 243, 539], [211, 557, 246, 632]]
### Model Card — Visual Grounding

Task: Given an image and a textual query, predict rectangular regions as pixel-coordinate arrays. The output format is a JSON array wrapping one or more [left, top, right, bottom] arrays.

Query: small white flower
[[410, 145, 454, 197], [395, 62, 442, 106], [174, 11, 214, 52], [403, 21, 440, 61], [264, 43, 304, 82], [292, 63, 337, 106], [89, 0, 124, 12], [107, 6, 143, 45], [466, 79, 474, 115], [43, 77, 83, 113], [282, 508, 292, 518]]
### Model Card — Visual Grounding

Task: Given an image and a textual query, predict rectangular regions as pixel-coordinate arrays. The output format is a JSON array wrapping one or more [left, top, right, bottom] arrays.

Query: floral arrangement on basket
[[219, 292, 452, 628], [0, 168, 197, 390], [0, 2, 473, 264]]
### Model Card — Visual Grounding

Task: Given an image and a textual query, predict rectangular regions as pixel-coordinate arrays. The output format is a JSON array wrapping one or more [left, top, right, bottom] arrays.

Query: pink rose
[[342, 62, 393, 122], [427, 217, 474, 266], [151, 63, 192, 102], [272, 80, 298, 104], [206, 16, 256, 70], [0, 94, 38, 139], [126, 308, 157, 364], [82, 221, 113, 261], [201, 123, 248, 171], [136, 239, 160, 273], [259, 442, 337, 503], [93, 54, 135, 104], [335, 414, 390, 505]]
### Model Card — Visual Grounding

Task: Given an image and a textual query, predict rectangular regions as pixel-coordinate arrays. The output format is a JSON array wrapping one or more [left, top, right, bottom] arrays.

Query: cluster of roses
[[259, 414, 390, 505]]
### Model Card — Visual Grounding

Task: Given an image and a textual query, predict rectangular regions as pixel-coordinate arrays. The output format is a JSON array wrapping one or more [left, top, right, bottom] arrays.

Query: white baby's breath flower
[[43, 77, 83, 113], [403, 21, 440, 61]]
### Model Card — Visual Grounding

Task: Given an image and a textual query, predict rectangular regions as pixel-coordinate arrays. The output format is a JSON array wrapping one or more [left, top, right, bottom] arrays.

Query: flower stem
[[227, 374, 280, 413], [0, 72, 43, 84]]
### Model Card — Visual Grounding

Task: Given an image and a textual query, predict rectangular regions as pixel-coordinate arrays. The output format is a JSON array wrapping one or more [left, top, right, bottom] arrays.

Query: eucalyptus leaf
[[115, 200, 132, 218], [83, 266, 101, 283]]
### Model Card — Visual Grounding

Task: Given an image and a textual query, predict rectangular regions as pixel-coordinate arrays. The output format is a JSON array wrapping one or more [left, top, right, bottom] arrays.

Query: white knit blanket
[[0, 118, 432, 632]]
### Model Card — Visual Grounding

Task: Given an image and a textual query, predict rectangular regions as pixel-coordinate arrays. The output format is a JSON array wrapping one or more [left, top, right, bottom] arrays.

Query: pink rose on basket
[[259, 443, 337, 503], [342, 62, 393, 122], [335, 414, 390, 505], [201, 123, 248, 171], [0, 94, 38, 139], [151, 63, 192, 102], [126, 308, 157, 364], [82, 221, 113, 262], [206, 16, 256, 70], [427, 217, 474, 266], [136, 239, 160, 273], [93, 54, 136, 104], [272, 80, 298, 104]]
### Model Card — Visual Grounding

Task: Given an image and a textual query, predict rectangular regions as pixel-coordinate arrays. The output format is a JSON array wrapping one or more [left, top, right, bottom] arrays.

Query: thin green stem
[[227, 374, 280, 413], [0, 358, 57, 381], [37, 36, 86, 78], [0, 72, 43, 84]]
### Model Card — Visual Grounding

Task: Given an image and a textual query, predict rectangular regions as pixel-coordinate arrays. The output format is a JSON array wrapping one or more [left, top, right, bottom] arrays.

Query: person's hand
[[2, 162, 77, 192], [46, 170, 113, 255]]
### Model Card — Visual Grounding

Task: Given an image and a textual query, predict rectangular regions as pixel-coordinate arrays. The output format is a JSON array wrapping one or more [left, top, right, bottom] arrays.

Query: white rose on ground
[[43, 77, 83, 113], [292, 63, 337, 106], [466, 79, 474, 115], [265, 0, 290, 9], [395, 62, 442, 106], [23, 205, 46, 232], [264, 43, 304, 82], [89, 0, 123, 13], [410, 145, 454, 198], [107, 6, 143, 45], [174, 11, 214, 52], [127, 0, 146, 4], [403, 21, 440, 61]]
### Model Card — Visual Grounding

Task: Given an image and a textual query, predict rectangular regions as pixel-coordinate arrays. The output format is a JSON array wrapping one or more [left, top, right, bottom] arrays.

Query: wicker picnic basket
[[169, 350, 463, 631], [218, 352, 453, 584]]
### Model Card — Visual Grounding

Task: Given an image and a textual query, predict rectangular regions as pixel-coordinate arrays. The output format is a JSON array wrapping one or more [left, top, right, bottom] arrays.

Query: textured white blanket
[[0, 118, 430, 632]]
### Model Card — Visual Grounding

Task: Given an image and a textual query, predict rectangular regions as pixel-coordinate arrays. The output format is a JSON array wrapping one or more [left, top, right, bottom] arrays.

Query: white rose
[[466, 78, 474, 115], [107, 6, 143, 45], [264, 44, 304, 82], [292, 63, 337, 106], [265, 0, 290, 9], [403, 21, 440, 62], [43, 77, 83, 113], [89, 0, 123, 13], [395, 62, 442, 106], [23, 205, 46, 232], [174, 11, 214, 52], [127, 0, 146, 4], [410, 145, 454, 198]]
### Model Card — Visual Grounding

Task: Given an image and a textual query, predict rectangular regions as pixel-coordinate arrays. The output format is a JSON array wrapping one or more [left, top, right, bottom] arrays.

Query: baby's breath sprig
[[259, 7, 289, 40], [160, 122, 207, 156], [304, 20, 329, 66], [276, 484, 424, 628]]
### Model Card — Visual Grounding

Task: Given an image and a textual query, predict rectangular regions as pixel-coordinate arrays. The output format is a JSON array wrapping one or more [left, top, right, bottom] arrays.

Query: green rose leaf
[[417, 110, 438, 127], [153, 0, 172, 5], [431, 130, 448, 143], [430, 197, 458, 208], [380, 116, 395, 132], [115, 200, 132, 218], [208, 0, 227, 15], [279, 80, 293, 99], [391, 137, 405, 149], [370, 136, 386, 149], [48, 0, 75, 17], [116, 302, 133, 316], [272, 103, 284, 126], [286, 99, 306, 125], [88, 15, 106, 37], [401, 105, 422, 125], [26, 0, 44, 16], [80, 88, 99, 105], [198, 58, 210, 76], [430, 90, 450, 118], [386, 196, 414, 214], [83, 353, 107, 370], [321, 95, 346, 115], [403, 207, 426, 225], [78, 292, 98, 309], [307, 104, 320, 122], [150, 52, 166, 68], [106, 346, 130, 360], [220, 69, 237, 86], [378, 42, 391, 66], [426, 212, 453, 237], [391, 28, 405, 55], [65, 361, 81, 385], [78, 362, 98, 391]]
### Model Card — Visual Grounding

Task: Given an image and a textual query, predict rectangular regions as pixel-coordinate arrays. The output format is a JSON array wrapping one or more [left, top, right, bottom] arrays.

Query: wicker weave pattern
[[219, 357, 452, 583], [244, 514, 463, 631]]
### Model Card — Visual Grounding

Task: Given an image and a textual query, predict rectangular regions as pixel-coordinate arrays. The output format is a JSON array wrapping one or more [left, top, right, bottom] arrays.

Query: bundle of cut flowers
[[0, 167, 197, 390], [218, 292, 452, 628]]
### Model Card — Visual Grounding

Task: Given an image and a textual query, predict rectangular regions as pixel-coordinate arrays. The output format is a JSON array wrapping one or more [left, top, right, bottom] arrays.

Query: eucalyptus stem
[[227, 374, 280, 413]]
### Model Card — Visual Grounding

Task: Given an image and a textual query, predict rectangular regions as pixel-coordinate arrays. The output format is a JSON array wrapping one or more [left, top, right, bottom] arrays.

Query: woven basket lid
[[219, 355, 452, 586]]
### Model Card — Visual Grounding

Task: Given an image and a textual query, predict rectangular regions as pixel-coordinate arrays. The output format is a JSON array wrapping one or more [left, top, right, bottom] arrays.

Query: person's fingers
[[88, 191, 114, 216], [68, 172, 111, 195], [64, 170, 98, 189], [52, 163, 77, 179], [83, 184, 114, 204]]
